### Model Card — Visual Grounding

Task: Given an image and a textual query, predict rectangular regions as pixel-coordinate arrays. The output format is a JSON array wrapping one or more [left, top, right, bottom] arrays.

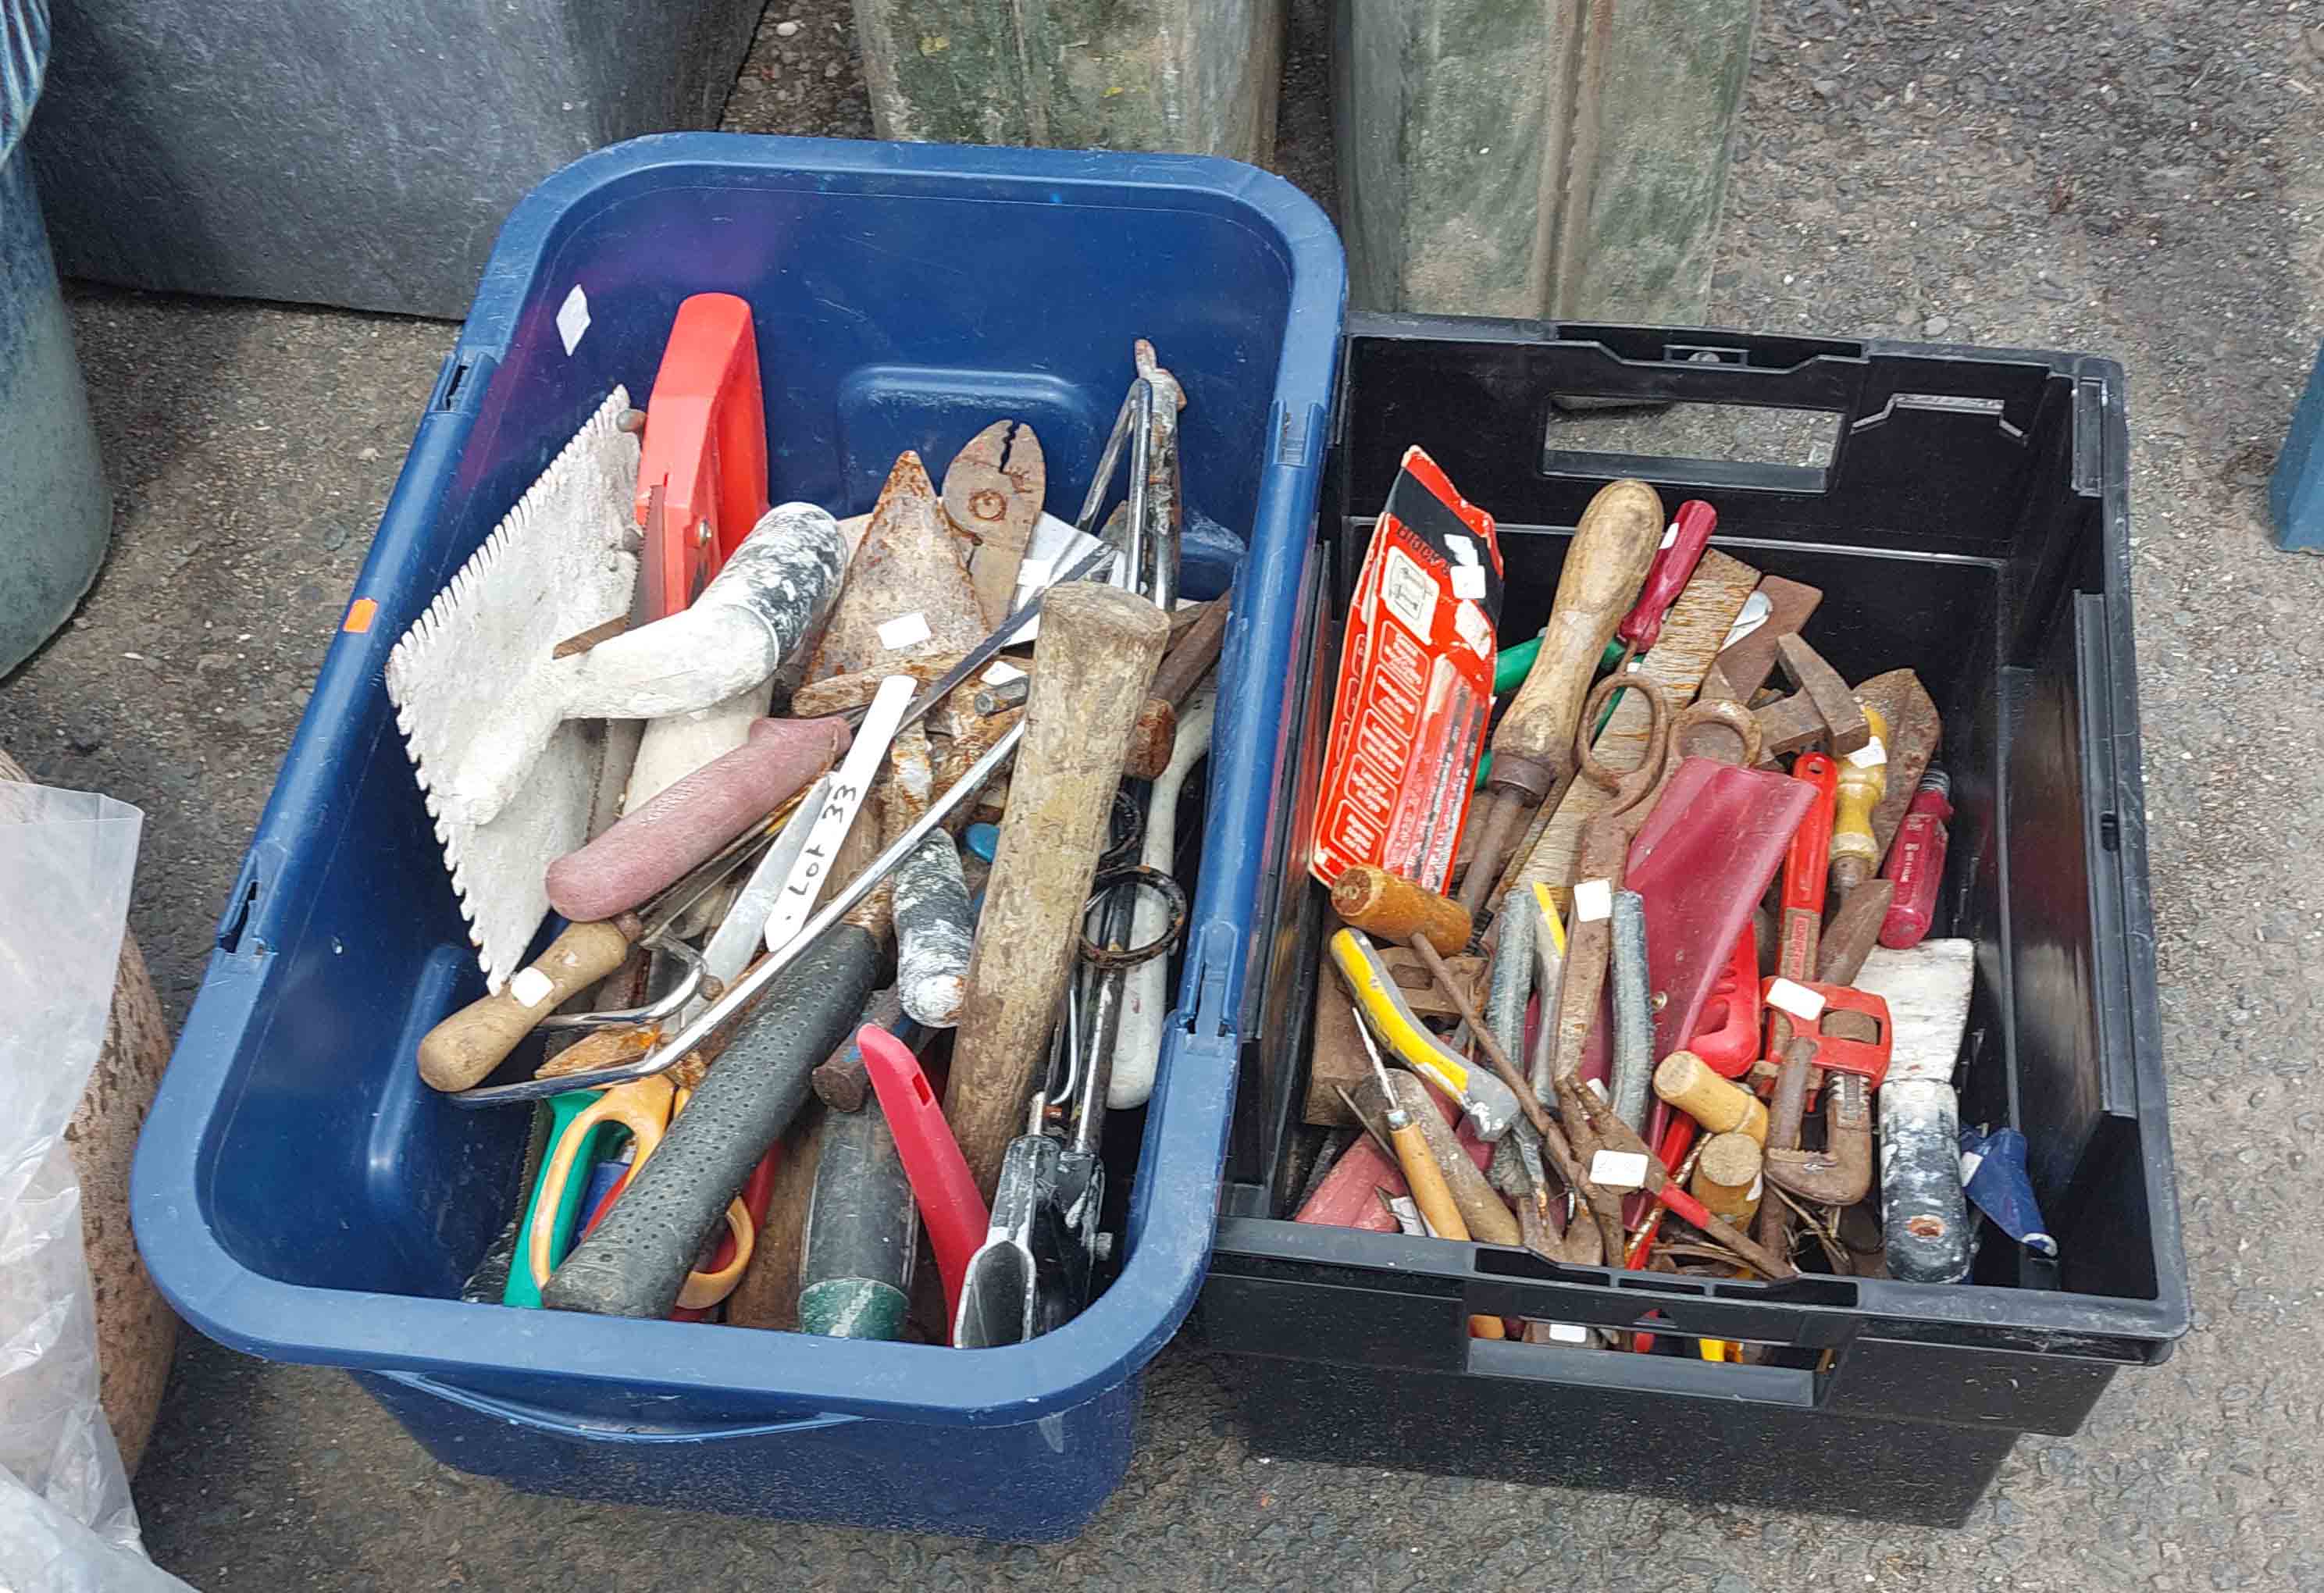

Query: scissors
[[526, 1074, 754, 1310]]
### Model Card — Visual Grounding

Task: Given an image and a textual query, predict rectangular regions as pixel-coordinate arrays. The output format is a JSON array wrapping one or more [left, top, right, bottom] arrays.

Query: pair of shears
[[521, 1074, 755, 1311]]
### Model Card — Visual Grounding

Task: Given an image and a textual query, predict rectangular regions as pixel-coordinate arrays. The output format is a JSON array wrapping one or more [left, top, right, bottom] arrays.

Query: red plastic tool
[[1776, 753, 1841, 983], [635, 293, 770, 620], [1687, 925, 1762, 1079], [1880, 768, 1953, 949], [857, 1025, 986, 1334], [1617, 500, 1718, 651], [1760, 978, 1894, 1087]]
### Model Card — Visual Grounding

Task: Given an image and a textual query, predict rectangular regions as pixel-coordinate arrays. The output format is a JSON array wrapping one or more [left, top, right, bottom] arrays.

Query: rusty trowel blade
[[807, 451, 988, 684], [944, 420, 1046, 630]]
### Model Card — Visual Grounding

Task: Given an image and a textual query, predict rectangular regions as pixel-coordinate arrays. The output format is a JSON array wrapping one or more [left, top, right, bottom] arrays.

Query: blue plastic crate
[[2272, 341, 2324, 551], [131, 134, 1344, 1541]]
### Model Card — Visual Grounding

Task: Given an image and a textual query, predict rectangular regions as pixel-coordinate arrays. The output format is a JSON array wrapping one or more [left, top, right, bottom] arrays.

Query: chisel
[[1353, 1021, 1506, 1341]]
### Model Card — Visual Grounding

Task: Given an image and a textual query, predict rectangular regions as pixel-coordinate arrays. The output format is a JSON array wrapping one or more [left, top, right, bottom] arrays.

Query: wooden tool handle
[[541, 924, 880, 1319], [1753, 1035, 1820, 1255], [946, 582, 1171, 1198], [1816, 878, 1895, 985], [1488, 479, 1664, 798], [547, 715, 845, 922], [1391, 1072, 1519, 1245], [417, 918, 636, 1091], [1828, 704, 1890, 889], [1691, 1131, 1764, 1223], [1652, 1051, 1769, 1142], [1330, 864, 1472, 957], [1388, 1121, 1470, 1242]]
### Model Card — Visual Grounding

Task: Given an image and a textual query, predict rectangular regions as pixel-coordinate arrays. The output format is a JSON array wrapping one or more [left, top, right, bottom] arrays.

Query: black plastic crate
[[1199, 313, 2187, 1527]]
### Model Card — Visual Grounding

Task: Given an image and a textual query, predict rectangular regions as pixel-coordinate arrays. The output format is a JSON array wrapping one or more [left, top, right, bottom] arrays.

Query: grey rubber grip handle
[[541, 923, 882, 1320]]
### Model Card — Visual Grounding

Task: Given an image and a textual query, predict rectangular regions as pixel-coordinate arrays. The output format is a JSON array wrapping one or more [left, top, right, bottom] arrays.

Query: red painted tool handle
[[1879, 787, 1954, 950], [1777, 754, 1841, 978], [857, 1025, 986, 1335], [1616, 500, 1718, 651], [546, 715, 846, 922], [1655, 1182, 1716, 1231], [1782, 754, 1841, 914]]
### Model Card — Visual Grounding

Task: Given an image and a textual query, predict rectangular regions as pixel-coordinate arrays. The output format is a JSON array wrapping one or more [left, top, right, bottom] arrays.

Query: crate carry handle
[[1468, 1335, 1820, 1409], [1464, 1251, 1860, 1352], [375, 1370, 862, 1445]]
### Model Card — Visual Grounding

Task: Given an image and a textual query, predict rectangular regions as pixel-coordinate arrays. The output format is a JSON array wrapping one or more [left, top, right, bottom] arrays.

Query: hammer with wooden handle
[[945, 582, 1171, 1199], [1457, 479, 1664, 914]]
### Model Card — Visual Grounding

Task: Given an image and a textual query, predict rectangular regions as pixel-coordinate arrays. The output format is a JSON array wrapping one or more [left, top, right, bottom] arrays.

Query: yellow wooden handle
[[1331, 864, 1473, 955], [1830, 704, 1891, 871], [416, 919, 636, 1091], [1653, 1050, 1770, 1142], [1691, 1131, 1765, 1223], [1490, 479, 1664, 795], [1391, 1122, 1470, 1242]]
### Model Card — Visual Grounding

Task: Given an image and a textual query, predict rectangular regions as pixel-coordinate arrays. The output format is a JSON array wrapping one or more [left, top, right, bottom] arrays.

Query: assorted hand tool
[[403, 341, 1217, 1346], [1293, 456, 2011, 1352], [397, 319, 2015, 1363]]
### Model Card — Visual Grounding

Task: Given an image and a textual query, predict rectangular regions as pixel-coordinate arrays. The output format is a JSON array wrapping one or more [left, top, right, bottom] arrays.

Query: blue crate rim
[[133, 132, 1347, 1430]]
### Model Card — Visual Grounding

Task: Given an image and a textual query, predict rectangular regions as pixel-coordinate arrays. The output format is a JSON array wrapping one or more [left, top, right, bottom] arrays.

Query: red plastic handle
[[1879, 786, 1954, 950], [857, 1025, 986, 1337], [1616, 500, 1718, 650], [1781, 754, 1841, 917], [636, 293, 772, 619], [1686, 925, 1762, 1078]]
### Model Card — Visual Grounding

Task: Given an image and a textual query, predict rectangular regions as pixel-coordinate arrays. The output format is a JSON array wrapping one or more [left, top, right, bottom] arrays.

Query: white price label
[[878, 611, 933, 650], [1766, 977, 1827, 1022], [1590, 1149, 1649, 1190]]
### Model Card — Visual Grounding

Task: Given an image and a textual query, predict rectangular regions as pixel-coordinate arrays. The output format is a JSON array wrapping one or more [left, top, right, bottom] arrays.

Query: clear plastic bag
[[0, 777, 191, 1590]]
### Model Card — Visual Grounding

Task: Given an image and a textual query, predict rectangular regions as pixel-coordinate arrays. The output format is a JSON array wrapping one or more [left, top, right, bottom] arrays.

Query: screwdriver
[[1827, 703, 1891, 894], [1354, 1014, 1506, 1342], [1354, 1014, 1467, 1240]]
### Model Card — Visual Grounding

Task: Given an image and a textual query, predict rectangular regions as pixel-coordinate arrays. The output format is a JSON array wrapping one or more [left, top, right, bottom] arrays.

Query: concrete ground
[[3, 0, 2320, 1585]]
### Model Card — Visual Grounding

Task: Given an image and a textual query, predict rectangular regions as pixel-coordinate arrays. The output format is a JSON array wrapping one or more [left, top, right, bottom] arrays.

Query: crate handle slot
[[1469, 1247, 1860, 1348], [376, 1370, 862, 1445], [1467, 1335, 1820, 1409]]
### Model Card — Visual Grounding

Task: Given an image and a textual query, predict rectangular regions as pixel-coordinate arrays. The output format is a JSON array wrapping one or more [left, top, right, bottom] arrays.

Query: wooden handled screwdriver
[[946, 582, 1171, 1198], [1355, 1020, 1506, 1340], [1457, 479, 1664, 914], [1827, 704, 1891, 895], [1332, 864, 1627, 1261]]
